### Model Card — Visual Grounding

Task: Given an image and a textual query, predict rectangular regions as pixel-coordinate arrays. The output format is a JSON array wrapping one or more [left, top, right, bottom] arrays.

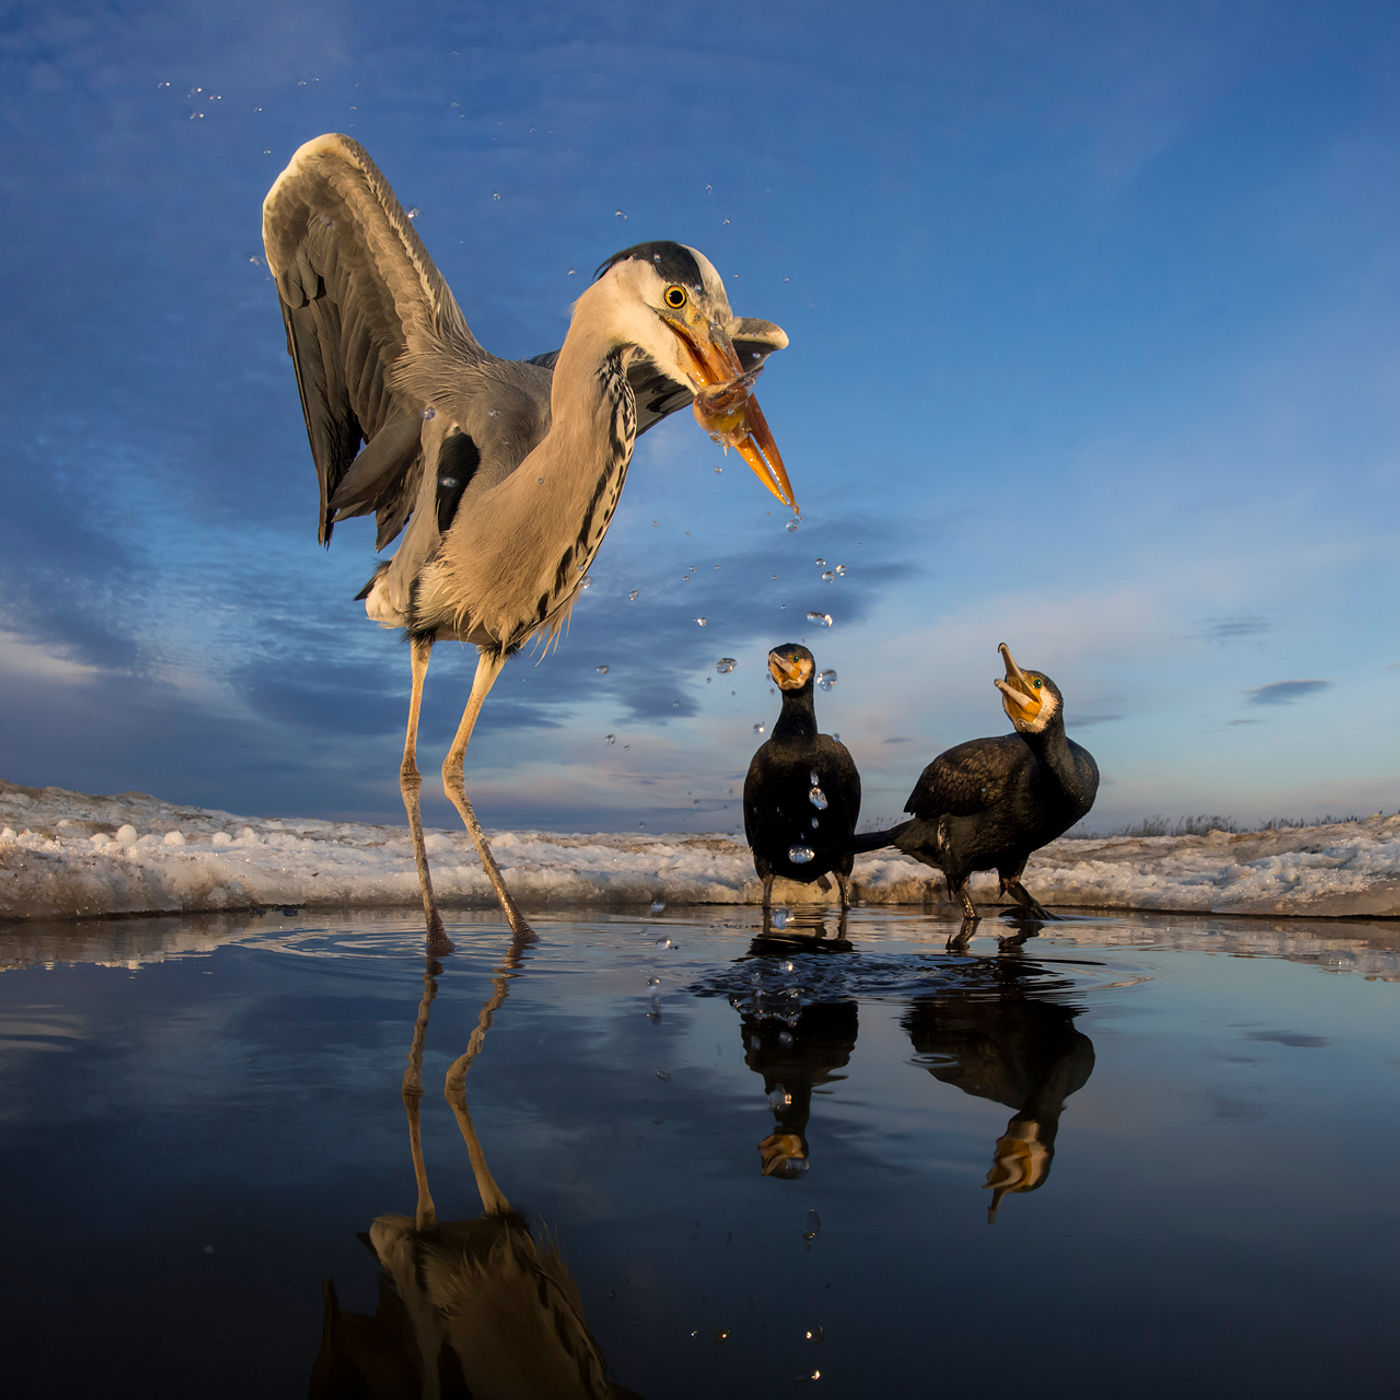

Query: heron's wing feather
[[263, 133, 487, 545], [905, 738, 1019, 817]]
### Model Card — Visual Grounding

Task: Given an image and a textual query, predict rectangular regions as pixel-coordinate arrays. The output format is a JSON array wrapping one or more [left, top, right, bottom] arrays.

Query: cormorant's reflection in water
[[311, 929, 643, 1400], [902, 950, 1095, 1222], [736, 908, 857, 1178]]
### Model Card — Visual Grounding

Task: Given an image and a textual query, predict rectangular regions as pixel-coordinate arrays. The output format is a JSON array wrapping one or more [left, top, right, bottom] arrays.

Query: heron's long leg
[[442, 650, 535, 939], [402, 959, 440, 1232], [443, 923, 531, 1216], [401, 635, 453, 954]]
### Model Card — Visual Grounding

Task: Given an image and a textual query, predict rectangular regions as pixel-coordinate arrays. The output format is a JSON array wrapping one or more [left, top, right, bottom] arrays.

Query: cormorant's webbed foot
[[946, 915, 979, 952], [1000, 877, 1057, 921]]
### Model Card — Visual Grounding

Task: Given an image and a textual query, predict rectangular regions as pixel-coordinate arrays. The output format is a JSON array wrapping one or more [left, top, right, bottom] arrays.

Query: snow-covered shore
[[2, 780, 1398, 922]]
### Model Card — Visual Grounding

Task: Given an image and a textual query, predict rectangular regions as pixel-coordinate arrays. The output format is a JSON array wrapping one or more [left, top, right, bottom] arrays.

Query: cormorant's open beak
[[983, 1119, 1051, 1223], [665, 311, 797, 515], [768, 649, 803, 688], [994, 641, 1042, 723]]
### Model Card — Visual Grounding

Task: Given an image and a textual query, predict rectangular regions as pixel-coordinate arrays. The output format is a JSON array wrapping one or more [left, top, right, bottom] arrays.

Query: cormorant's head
[[768, 643, 815, 692], [984, 1114, 1054, 1223], [994, 643, 1062, 733], [758, 1130, 809, 1178], [584, 241, 795, 511]]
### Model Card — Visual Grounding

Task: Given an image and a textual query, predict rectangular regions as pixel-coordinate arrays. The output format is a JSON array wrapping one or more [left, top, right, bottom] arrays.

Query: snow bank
[[1, 780, 1397, 922]]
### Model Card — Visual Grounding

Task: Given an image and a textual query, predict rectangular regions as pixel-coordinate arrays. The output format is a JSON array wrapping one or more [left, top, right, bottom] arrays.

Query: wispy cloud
[[1246, 680, 1331, 706], [1199, 615, 1271, 642]]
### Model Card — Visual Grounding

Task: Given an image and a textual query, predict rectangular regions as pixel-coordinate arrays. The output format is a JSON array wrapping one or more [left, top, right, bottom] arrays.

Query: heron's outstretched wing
[[905, 737, 1022, 819], [263, 133, 488, 546]]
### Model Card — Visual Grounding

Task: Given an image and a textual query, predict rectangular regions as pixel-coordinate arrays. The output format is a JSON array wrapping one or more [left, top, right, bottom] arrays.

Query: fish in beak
[[665, 310, 797, 514]]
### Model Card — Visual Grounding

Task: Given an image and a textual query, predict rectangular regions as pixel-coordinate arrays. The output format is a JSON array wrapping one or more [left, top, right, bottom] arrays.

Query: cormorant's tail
[[848, 820, 912, 855]]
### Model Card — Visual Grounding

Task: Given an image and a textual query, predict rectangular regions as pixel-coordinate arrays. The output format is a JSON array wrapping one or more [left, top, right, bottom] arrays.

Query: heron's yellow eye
[[664, 285, 687, 309]]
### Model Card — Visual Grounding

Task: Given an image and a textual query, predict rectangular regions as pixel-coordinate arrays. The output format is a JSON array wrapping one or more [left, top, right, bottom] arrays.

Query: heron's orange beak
[[669, 316, 797, 514]]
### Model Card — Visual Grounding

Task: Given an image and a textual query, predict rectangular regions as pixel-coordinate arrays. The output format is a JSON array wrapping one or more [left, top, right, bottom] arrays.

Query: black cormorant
[[853, 643, 1098, 920], [743, 644, 862, 910]]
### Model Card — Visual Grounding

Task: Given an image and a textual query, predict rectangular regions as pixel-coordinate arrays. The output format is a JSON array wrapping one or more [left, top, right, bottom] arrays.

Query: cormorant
[[743, 644, 862, 910], [852, 643, 1098, 920]]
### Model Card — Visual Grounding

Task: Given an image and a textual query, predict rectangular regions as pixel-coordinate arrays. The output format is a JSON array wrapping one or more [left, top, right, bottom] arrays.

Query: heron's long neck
[[535, 325, 638, 578]]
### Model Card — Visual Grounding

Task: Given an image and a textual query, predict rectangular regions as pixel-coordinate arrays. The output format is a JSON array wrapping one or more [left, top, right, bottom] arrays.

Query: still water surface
[[3, 906, 1398, 1398]]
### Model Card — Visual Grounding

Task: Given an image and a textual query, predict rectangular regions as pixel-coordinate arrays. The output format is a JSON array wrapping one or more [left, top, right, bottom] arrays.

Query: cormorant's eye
[[1032, 678, 1043, 690], [664, 285, 687, 309]]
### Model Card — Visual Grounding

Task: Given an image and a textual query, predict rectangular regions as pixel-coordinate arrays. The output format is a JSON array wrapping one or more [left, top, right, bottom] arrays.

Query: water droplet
[[623, 743, 631, 751], [536, 476, 544, 484], [817, 670, 837, 690], [806, 612, 833, 627], [716, 657, 737, 674], [815, 557, 826, 567], [788, 845, 815, 864], [753, 722, 766, 735], [604, 734, 615, 745], [628, 589, 639, 601], [656, 1068, 671, 1081], [596, 665, 609, 675], [421, 405, 436, 420], [650, 898, 665, 913], [805, 1326, 826, 1345], [439, 475, 459, 490], [811, 816, 820, 828], [615, 209, 627, 219], [695, 617, 708, 627], [804, 1209, 821, 1240], [785, 521, 799, 532], [834, 564, 847, 576], [580, 576, 592, 590], [655, 937, 674, 949], [821, 570, 834, 583], [567, 267, 576, 276], [809, 770, 820, 785], [406, 207, 421, 220], [772, 908, 790, 929], [492, 190, 501, 200], [809, 786, 828, 810], [714, 465, 723, 474], [488, 408, 500, 418]]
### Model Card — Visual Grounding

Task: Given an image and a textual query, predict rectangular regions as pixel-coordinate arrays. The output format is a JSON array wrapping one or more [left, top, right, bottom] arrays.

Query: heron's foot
[[426, 917, 456, 958]]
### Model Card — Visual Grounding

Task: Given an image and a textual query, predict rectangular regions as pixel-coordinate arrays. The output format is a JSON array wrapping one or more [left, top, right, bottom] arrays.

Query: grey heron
[[263, 134, 794, 950]]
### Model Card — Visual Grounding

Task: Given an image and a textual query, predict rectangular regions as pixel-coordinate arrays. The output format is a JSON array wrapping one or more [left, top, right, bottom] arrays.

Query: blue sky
[[1, 0, 1396, 835]]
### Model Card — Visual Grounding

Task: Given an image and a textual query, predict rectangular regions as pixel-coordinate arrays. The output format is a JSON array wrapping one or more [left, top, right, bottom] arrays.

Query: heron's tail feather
[[848, 821, 912, 855]]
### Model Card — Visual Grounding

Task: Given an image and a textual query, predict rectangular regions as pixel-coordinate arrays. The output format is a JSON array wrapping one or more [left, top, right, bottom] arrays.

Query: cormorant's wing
[[904, 737, 1020, 818], [263, 133, 489, 547], [528, 316, 787, 440]]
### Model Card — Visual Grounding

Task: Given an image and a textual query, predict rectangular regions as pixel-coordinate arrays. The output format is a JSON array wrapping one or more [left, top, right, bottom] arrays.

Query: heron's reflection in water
[[738, 908, 857, 1179], [902, 946, 1095, 1222], [311, 929, 643, 1400]]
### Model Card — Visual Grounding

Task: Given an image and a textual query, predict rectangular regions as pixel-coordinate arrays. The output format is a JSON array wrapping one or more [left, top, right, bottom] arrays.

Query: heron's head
[[994, 643, 1062, 734], [590, 241, 795, 512], [768, 642, 816, 692]]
